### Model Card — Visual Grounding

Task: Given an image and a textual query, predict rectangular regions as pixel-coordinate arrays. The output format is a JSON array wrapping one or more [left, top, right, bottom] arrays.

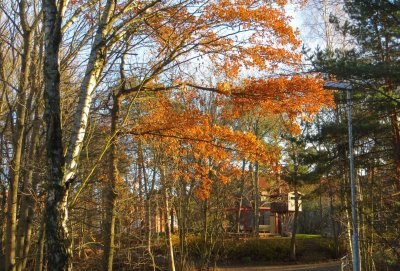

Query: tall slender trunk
[[63, 0, 115, 184], [43, 0, 72, 269], [319, 180, 323, 234], [17, 28, 44, 270], [0, 182, 7, 267], [165, 190, 176, 271], [290, 185, 299, 261], [35, 220, 46, 271], [389, 111, 400, 185], [252, 120, 260, 237], [16, 49, 43, 271], [368, 166, 376, 271], [138, 139, 156, 270], [161, 166, 175, 271], [200, 198, 211, 270], [236, 160, 246, 233], [253, 161, 259, 236], [329, 191, 339, 258], [177, 181, 188, 270], [146, 198, 156, 271], [290, 141, 299, 261], [0, 39, 8, 267], [342, 169, 353, 259], [356, 177, 363, 271], [5, 3, 32, 268], [102, 95, 121, 271], [16, 104, 41, 271]]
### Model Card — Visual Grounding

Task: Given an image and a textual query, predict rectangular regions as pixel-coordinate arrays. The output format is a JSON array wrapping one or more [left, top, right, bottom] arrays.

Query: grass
[[294, 234, 322, 239]]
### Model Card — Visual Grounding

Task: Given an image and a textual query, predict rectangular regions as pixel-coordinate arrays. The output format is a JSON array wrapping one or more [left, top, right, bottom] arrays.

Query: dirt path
[[216, 261, 341, 271]]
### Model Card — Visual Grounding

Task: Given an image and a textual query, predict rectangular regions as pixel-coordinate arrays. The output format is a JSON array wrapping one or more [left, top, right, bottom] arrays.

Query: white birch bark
[[63, 0, 160, 184], [63, 0, 115, 184]]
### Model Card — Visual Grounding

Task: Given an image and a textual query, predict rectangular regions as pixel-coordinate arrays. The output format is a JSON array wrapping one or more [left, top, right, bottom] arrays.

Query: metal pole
[[347, 88, 360, 271]]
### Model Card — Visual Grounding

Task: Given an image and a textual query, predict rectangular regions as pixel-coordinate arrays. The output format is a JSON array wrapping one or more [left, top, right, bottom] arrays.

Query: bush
[[373, 249, 400, 271], [154, 234, 339, 267], [222, 238, 290, 262], [213, 236, 336, 264]]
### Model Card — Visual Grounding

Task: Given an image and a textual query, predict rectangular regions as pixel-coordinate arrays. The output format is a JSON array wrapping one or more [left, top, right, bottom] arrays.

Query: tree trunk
[[16, 106, 41, 271], [329, 191, 339, 258], [35, 220, 46, 271], [5, 1, 32, 268], [0, 182, 7, 268], [343, 174, 353, 259], [63, 0, 115, 184], [146, 197, 156, 271], [137, 138, 157, 270], [102, 95, 121, 271], [319, 180, 323, 235], [253, 161, 260, 236], [236, 160, 246, 233], [43, 0, 72, 269], [200, 199, 210, 270], [290, 149, 299, 261], [389, 111, 400, 185], [161, 166, 176, 271], [290, 188, 299, 261], [177, 180, 189, 270], [165, 190, 176, 271]]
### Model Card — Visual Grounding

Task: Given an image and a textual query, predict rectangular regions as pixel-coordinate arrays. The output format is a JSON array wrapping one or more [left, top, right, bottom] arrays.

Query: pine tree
[[311, 1, 400, 269]]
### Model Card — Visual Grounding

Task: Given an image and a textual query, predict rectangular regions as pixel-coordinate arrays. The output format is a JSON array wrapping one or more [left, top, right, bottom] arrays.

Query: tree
[[314, 0, 400, 180], [0, 0, 337, 269], [310, 1, 400, 269], [42, 0, 72, 269], [92, 1, 333, 269], [1, 1, 42, 270]]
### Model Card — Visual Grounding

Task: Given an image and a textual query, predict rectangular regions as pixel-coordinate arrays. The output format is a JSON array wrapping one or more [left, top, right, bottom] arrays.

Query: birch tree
[[42, 0, 72, 269], [0, 0, 339, 269], [44, 1, 160, 268]]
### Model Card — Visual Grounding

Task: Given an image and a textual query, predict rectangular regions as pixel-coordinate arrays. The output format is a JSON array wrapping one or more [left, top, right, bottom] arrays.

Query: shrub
[[154, 234, 338, 266], [210, 236, 336, 264]]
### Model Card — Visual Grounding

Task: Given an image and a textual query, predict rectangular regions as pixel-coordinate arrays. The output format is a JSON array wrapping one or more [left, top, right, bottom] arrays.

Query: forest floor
[[216, 260, 341, 271]]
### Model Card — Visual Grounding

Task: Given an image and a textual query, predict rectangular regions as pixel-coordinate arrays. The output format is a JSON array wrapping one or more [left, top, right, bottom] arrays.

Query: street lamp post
[[323, 82, 360, 271]]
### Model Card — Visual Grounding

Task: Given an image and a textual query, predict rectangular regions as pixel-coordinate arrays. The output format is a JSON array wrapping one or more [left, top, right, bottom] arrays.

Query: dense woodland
[[0, 0, 399, 270]]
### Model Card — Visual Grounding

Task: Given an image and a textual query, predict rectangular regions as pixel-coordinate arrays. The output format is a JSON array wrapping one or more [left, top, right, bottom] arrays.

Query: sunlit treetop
[[65, 0, 305, 81], [64, 0, 333, 200]]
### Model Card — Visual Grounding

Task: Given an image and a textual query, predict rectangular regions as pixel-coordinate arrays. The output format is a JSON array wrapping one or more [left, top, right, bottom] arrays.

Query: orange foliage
[[68, 0, 303, 77], [140, 0, 304, 78], [127, 89, 277, 200], [219, 75, 334, 134], [127, 73, 334, 199], [105, 0, 334, 200], [228, 75, 333, 115]]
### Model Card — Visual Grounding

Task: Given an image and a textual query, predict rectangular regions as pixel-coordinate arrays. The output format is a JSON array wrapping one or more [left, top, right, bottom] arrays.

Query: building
[[225, 176, 303, 235]]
